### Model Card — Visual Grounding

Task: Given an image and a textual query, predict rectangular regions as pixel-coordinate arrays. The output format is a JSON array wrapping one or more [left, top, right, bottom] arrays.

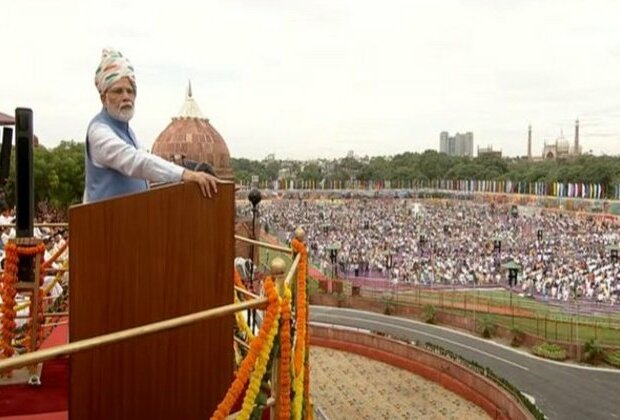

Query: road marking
[[313, 314, 530, 371]]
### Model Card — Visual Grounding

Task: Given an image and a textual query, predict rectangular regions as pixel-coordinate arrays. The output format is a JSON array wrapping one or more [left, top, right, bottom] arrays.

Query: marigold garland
[[291, 238, 309, 419], [1, 243, 19, 361], [17, 244, 46, 352], [238, 297, 281, 420], [233, 268, 255, 342], [211, 276, 280, 420], [235, 296, 255, 341], [278, 285, 293, 419], [1, 242, 46, 367]]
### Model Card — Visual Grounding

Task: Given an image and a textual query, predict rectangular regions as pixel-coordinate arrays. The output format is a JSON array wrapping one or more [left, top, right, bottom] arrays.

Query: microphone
[[180, 158, 218, 177]]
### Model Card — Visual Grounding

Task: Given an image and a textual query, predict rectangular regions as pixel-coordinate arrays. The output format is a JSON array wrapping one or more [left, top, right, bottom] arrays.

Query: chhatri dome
[[152, 83, 233, 180]]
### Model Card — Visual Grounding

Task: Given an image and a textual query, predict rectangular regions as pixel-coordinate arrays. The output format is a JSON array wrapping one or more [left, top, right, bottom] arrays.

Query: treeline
[[3, 141, 85, 211], [3, 145, 620, 212], [232, 151, 620, 187]]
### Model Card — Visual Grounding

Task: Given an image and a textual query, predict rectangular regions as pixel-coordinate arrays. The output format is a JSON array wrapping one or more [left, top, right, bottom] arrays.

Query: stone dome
[[152, 83, 233, 180]]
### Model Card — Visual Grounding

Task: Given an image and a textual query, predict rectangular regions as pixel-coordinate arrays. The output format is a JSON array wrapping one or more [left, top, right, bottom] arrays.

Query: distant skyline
[[1, 0, 620, 160]]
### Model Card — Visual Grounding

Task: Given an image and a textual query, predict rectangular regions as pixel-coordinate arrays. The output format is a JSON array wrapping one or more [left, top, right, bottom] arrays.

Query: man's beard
[[108, 105, 134, 122]]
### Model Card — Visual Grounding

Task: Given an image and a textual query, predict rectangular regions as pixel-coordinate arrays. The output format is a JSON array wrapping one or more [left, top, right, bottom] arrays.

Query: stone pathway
[[310, 346, 489, 420]]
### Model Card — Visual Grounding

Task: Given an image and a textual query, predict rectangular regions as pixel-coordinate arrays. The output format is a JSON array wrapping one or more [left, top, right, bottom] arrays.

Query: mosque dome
[[152, 83, 234, 180]]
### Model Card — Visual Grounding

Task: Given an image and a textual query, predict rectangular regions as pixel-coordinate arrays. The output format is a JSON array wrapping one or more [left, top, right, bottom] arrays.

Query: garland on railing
[[235, 303, 255, 342], [215, 235, 312, 419], [0, 243, 19, 363], [211, 276, 280, 420], [0, 243, 46, 373], [278, 284, 293, 419], [238, 280, 281, 420], [291, 237, 310, 420], [234, 269, 254, 341], [21, 244, 46, 352]]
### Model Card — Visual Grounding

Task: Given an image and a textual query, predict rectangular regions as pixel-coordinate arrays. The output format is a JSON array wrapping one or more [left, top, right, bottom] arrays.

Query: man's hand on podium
[[182, 170, 219, 198]]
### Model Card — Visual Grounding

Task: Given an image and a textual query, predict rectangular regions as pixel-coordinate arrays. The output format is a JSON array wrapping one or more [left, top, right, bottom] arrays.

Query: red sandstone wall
[[310, 326, 534, 420]]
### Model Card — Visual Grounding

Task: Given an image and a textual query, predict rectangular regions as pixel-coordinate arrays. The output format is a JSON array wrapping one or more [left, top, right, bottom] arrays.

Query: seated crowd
[[253, 197, 620, 306]]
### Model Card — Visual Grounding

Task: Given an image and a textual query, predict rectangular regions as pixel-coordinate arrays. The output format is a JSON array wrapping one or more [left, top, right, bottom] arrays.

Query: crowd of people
[[256, 197, 620, 306]]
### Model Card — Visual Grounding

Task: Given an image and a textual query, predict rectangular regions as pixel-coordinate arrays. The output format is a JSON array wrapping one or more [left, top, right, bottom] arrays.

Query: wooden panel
[[69, 182, 234, 420]]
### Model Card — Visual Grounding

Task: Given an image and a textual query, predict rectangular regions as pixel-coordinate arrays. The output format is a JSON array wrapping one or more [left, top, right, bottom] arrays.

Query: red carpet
[[0, 323, 68, 419]]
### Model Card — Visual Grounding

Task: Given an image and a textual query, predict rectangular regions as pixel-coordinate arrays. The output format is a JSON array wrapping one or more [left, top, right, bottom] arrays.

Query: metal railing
[[0, 296, 267, 372]]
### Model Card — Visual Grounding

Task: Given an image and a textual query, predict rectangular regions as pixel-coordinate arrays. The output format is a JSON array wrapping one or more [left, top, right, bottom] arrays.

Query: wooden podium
[[68, 182, 234, 420]]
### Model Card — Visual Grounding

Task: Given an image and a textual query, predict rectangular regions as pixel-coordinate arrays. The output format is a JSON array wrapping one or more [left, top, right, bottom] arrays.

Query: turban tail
[[94, 48, 136, 95]]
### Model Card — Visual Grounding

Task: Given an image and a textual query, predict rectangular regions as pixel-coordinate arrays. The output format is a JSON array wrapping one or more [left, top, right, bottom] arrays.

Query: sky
[[1, 0, 620, 160]]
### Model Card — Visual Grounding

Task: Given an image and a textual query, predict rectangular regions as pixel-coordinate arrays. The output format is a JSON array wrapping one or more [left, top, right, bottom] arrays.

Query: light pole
[[327, 242, 340, 280], [248, 188, 262, 333], [248, 188, 262, 289], [493, 236, 502, 279], [503, 260, 521, 328], [385, 250, 395, 312], [607, 244, 619, 264], [418, 233, 428, 285]]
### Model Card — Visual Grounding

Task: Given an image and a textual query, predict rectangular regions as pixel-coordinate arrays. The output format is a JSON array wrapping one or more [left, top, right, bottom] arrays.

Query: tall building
[[439, 131, 473, 157], [440, 131, 449, 154]]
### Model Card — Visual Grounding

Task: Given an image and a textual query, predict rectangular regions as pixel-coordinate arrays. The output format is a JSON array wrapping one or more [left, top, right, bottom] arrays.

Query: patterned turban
[[94, 48, 136, 95]]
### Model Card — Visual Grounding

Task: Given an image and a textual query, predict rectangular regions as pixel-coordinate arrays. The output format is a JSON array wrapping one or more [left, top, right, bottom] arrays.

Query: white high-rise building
[[439, 131, 473, 157]]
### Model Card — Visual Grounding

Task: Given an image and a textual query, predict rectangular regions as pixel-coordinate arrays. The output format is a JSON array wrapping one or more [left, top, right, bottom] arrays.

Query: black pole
[[248, 188, 262, 288], [247, 188, 261, 333], [15, 108, 34, 282], [15, 108, 33, 238], [334, 249, 338, 279]]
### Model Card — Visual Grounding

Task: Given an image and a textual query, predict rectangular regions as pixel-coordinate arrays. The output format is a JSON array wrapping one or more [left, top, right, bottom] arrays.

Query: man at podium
[[83, 48, 219, 203]]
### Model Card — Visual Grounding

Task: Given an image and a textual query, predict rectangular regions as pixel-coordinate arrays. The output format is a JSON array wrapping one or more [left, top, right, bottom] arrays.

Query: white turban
[[94, 48, 136, 95]]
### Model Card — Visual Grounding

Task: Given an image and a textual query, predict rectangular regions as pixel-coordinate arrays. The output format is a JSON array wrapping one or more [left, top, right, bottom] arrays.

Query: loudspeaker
[[15, 108, 34, 238], [14, 108, 35, 282], [0, 127, 12, 185]]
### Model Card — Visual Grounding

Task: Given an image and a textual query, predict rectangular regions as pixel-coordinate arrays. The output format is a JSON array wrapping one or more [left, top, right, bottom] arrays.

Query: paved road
[[310, 306, 620, 420]]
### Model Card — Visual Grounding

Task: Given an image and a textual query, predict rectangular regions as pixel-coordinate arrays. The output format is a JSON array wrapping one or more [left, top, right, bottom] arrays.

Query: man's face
[[101, 77, 136, 122]]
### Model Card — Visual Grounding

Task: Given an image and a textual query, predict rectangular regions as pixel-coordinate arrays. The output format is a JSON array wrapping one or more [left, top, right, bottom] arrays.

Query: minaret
[[527, 124, 532, 160], [574, 119, 580, 155]]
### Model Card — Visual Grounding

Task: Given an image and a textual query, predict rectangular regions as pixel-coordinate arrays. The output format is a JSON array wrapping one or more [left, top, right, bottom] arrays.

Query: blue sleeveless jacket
[[84, 109, 148, 202]]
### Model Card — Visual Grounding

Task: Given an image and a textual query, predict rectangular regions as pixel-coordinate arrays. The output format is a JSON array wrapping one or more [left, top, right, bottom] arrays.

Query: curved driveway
[[310, 306, 620, 420]]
